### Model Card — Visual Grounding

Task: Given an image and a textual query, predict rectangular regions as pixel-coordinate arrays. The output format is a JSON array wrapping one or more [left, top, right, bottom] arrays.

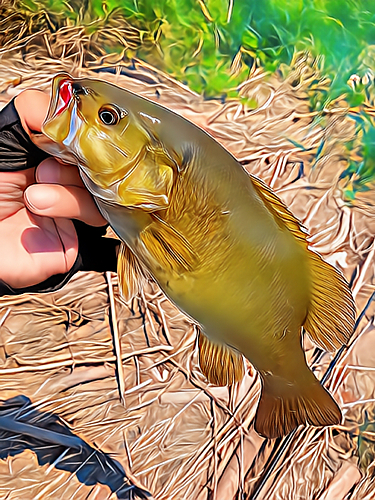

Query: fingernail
[[25, 187, 59, 211]]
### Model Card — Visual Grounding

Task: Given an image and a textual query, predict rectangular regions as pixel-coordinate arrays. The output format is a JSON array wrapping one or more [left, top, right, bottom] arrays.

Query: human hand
[[0, 88, 106, 289], [0, 158, 106, 289]]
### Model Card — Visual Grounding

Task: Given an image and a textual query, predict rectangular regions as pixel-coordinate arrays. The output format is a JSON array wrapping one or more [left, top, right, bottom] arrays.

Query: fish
[[37, 73, 355, 439]]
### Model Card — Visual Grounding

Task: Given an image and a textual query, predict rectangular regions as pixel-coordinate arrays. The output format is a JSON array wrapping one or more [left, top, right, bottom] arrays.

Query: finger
[[0, 169, 35, 219], [15, 90, 50, 134], [53, 217, 80, 271], [21, 215, 78, 274], [36, 158, 84, 187], [24, 184, 106, 227]]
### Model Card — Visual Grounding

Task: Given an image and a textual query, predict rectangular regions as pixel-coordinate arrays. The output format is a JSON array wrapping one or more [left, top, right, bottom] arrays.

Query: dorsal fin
[[303, 251, 355, 349], [250, 174, 355, 350], [250, 174, 307, 243], [198, 333, 244, 386], [117, 242, 149, 302]]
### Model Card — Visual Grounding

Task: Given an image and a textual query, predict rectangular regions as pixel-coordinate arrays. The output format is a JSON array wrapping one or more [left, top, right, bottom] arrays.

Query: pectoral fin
[[198, 333, 244, 386], [140, 220, 198, 274], [117, 242, 149, 302]]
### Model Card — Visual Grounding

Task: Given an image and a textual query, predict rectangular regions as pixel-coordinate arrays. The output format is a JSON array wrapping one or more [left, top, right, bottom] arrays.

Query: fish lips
[[46, 73, 74, 121], [42, 73, 78, 142], [38, 73, 80, 164]]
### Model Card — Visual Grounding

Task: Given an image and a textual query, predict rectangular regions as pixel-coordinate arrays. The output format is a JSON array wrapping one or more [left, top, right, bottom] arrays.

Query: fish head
[[42, 73, 178, 211]]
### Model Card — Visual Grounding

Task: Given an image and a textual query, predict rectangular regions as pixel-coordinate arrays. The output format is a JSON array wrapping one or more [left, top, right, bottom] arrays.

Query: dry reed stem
[[106, 271, 126, 407]]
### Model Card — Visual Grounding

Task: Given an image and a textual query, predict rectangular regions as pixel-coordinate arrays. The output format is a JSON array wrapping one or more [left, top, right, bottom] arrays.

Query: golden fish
[[39, 74, 355, 438]]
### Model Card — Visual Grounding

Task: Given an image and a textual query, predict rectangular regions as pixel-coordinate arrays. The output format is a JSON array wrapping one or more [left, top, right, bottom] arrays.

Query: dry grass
[[0, 21, 374, 500]]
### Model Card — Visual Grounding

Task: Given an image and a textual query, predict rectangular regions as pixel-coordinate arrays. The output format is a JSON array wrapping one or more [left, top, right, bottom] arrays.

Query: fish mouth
[[39, 73, 82, 164], [45, 73, 74, 123]]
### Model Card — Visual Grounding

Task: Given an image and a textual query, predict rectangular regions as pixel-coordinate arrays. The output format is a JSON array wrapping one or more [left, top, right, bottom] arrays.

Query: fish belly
[[97, 187, 311, 376]]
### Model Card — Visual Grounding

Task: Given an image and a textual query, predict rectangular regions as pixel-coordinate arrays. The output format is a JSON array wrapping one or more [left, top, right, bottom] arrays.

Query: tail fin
[[255, 373, 341, 439]]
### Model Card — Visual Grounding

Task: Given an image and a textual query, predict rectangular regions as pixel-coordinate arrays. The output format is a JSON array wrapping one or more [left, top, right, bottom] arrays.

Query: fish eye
[[98, 105, 125, 126]]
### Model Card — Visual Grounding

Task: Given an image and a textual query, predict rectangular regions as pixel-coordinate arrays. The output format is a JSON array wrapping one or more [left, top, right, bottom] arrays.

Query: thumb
[[24, 184, 106, 227]]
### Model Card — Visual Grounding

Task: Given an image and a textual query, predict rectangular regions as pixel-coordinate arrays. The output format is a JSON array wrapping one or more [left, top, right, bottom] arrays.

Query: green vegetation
[[9, 0, 375, 97], [341, 111, 375, 200], [2, 0, 375, 190]]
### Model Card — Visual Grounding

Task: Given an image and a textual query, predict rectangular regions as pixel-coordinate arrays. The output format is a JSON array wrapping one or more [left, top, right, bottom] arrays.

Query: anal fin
[[255, 372, 342, 439], [198, 333, 244, 386]]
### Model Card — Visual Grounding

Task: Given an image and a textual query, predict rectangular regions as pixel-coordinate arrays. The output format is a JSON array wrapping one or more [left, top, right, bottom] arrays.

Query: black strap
[[0, 99, 50, 171], [0, 221, 119, 295]]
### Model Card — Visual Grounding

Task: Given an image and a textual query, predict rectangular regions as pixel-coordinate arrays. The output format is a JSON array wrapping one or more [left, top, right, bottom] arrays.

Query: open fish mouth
[[46, 73, 74, 122], [41, 73, 83, 164]]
